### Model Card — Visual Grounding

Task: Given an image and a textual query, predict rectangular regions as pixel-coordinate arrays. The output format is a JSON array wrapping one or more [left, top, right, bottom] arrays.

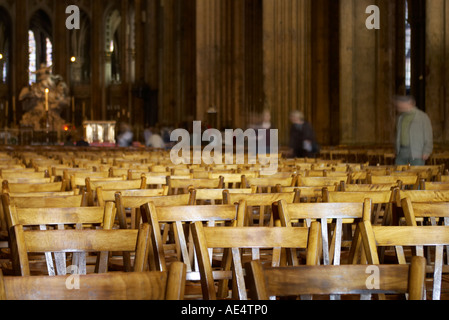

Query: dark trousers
[[395, 147, 425, 166]]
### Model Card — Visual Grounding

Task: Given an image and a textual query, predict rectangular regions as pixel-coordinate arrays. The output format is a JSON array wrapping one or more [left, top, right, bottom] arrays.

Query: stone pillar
[[91, 0, 104, 121], [339, 0, 399, 145], [13, 0, 29, 122], [195, 0, 245, 130], [262, 0, 312, 146], [425, 0, 449, 143], [53, 0, 69, 83]]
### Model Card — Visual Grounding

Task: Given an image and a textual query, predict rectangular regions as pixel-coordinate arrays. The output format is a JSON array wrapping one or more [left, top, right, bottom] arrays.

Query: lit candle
[[45, 88, 49, 111]]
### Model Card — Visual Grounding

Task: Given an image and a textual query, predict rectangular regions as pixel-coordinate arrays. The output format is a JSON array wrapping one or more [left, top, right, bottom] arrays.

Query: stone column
[[425, 0, 449, 142], [262, 0, 312, 146], [339, 0, 399, 145]]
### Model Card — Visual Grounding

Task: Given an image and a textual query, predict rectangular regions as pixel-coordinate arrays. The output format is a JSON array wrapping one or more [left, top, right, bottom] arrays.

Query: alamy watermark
[[66, 5, 81, 30], [65, 4, 380, 31], [365, 265, 380, 290], [170, 121, 279, 176], [366, 5, 380, 30], [65, 265, 80, 290]]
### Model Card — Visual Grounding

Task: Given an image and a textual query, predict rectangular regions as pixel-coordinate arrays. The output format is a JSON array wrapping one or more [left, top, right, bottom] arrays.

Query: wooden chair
[[0, 261, 187, 300], [127, 169, 152, 180], [368, 174, 420, 190], [242, 176, 296, 193], [191, 221, 320, 300], [347, 170, 369, 184], [392, 189, 449, 226], [96, 186, 168, 207], [1, 193, 88, 233], [192, 187, 256, 205], [12, 221, 151, 277], [51, 167, 89, 181], [296, 176, 346, 189], [2, 196, 117, 276], [402, 197, 449, 227], [401, 197, 449, 296], [190, 170, 210, 179], [323, 189, 394, 225], [0, 191, 85, 233], [302, 170, 348, 180], [0, 165, 25, 170], [278, 186, 336, 203], [396, 164, 443, 181], [143, 201, 246, 273], [5, 190, 79, 198], [86, 175, 146, 193], [143, 200, 247, 300], [420, 181, 449, 190], [114, 192, 195, 271], [223, 191, 300, 226], [245, 256, 426, 300], [115, 192, 195, 229], [395, 189, 449, 204], [86, 176, 147, 206], [0, 171, 49, 180], [108, 167, 132, 178], [360, 220, 449, 300], [363, 166, 393, 175], [69, 172, 120, 192], [140, 174, 168, 189], [166, 176, 224, 195], [278, 199, 371, 265], [340, 181, 399, 192], [324, 171, 350, 180], [170, 167, 192, 176], [150, 165, 169, 173], [300, 169, 328, 177], [5, 194, 87, 209], [208, 173, 246, 189], [2, 180, 67, 194]]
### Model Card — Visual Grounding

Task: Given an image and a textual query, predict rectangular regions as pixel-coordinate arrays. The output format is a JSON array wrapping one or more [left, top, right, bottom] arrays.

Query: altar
[[83, 121, 116, 146]]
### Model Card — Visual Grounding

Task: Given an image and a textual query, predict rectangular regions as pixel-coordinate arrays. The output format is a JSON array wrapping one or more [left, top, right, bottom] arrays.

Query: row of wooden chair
[[0, 150, 447, 300], [0, 188, 422, 300]]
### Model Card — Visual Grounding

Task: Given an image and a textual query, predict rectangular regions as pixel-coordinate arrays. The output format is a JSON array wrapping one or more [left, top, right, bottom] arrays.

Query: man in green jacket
[[395, 96, 433, 166]]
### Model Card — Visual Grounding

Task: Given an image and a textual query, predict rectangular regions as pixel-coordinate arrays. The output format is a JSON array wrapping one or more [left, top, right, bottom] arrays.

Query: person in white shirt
[[117, 123, 133, 147], [146, 126, 165, 149]]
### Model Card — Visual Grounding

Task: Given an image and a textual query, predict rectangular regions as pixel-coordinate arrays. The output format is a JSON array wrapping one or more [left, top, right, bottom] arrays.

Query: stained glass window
[[46, 37, 52, 68], [2, 62, 6, 83], [405, 1, 411, 91], [28, 30, 36, 85]]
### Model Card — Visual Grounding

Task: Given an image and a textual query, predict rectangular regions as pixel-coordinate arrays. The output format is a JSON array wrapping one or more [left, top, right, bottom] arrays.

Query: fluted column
[[339, 0, 399, 145], [263, 0, 312, 145], [425, 0, 449, 142], [195, 0, 245, 130]]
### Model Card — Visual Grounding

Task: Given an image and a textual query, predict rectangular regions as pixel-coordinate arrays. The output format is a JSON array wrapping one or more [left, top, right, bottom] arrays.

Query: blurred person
[[394, 95, 433, 166], [117, 123, 133, 147], [289, 110, 318, 158], [147, 126, 165, 149]]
